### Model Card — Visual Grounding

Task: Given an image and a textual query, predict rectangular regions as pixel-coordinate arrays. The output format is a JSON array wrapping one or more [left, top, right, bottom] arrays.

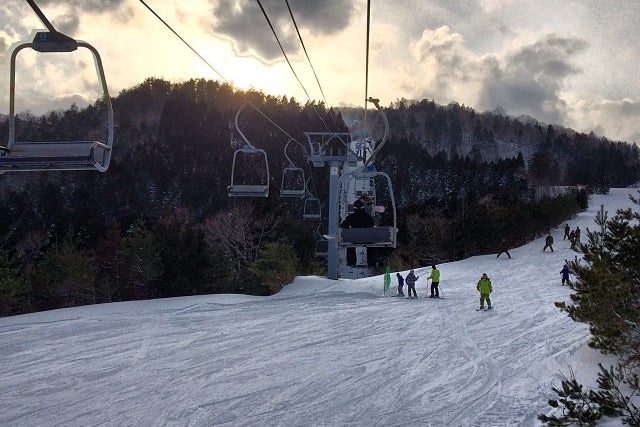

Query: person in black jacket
[[340, 199, 374, 266], [340, 199, 374, 228], [496, 239, 511, 259]]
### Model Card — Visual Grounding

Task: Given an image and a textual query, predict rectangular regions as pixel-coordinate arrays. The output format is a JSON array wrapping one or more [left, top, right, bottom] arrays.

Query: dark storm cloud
[[478, 34, 587, 125], [39, 0, 125, 14], [2, 0, 129, 40], [210, 0, 356, 62]]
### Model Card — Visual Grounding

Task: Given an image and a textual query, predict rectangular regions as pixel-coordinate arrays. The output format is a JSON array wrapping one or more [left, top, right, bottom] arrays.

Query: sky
[[1, 188, 636, 426], [1, 0, 639, 144]]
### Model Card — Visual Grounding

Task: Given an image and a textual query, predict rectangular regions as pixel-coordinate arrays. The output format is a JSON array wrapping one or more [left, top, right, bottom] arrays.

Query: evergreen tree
[[0, 250, 29, 316], [541, 195, 640, 425], [120, 217, 163, 300], [30, 232, 96, 310], [249, 239, 300, 293]]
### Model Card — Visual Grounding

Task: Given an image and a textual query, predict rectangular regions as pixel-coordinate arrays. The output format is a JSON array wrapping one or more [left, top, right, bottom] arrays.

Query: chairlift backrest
[[1, 31, 114, 172]]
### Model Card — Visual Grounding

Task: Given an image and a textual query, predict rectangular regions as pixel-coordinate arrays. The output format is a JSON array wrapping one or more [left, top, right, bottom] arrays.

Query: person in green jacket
[[428, 265, 441, 298], [477, 273, 492, 310]]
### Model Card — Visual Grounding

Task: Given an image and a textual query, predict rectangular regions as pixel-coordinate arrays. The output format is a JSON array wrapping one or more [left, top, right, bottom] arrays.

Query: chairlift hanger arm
[[363, 97, 389, 168], [234, 104, 255, 149], [284, 138, 308, 166]]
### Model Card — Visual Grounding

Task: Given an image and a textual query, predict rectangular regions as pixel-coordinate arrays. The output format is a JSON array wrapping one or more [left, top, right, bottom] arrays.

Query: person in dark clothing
[[340, 199, 374, 267], [405, 270, 419, 298], [396, 272, 405, 296], [560, 264, 570, 285], [571, 227, 581, 250], [563, 224, 571, 240], [496, 239, 511, 259], [340, 199, 374, 228], [543, 235, 554, 252]]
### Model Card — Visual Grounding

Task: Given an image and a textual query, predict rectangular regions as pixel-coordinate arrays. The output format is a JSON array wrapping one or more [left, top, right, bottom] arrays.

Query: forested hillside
[[1, 77, 639, 316]]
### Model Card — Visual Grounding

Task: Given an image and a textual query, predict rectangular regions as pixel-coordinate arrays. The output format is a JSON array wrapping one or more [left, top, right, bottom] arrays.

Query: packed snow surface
[[1, 189, 636, 426]]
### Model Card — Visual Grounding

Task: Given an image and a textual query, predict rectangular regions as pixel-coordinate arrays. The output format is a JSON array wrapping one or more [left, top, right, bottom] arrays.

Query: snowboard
[[476, 306, 493, 311]]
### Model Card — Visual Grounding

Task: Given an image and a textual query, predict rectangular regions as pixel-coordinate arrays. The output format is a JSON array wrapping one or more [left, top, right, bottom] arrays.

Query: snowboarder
[[396, 272, 405, 296], [543, 235, 554, 252], [560, 264, 570, 285], [405, 270, 419, 298], [496, 239, 511, 259], [563, 224, 570, 240], [427, 265, 441, 298], [476, 273, 492, 310]]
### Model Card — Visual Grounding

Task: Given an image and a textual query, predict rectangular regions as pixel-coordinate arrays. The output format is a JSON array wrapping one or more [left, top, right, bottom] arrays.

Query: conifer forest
[[1, 77, 639, 316]]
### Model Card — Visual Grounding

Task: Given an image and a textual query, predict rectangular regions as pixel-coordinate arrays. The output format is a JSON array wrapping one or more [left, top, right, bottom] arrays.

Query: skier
[[560, 264, 570, 285], [396, 272, 405, 296], [496, 239, 511, 259], [563, 224, 571, 240], [543, 235, 554, 252], [405, 270, 419, 298], [476, 273, 492, 310], [427, 265, 441, 298]]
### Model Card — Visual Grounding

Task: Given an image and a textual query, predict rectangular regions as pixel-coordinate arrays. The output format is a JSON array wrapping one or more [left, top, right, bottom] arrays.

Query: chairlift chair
[[1, 29, 114, 172], [337, 168, 397, 248], [303, 196, 322, 220], [280, 166, 305, 197], [228, 147, 270, 197], [228, 106, 270, 197], [315, 238, 328, 257], [280, 139, 306, 198]]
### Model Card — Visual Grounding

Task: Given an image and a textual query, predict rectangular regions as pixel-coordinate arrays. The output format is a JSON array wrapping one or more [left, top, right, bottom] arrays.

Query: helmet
[[353, 199, 364, 209]]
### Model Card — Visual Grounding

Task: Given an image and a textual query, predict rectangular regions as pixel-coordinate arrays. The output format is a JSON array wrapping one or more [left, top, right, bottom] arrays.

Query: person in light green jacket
[[428, 265, 441, 298], [476, 273, 492, 310]]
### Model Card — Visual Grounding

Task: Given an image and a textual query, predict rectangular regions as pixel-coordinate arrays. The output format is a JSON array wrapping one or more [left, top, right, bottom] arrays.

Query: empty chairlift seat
[[1, 30, 114, 172]]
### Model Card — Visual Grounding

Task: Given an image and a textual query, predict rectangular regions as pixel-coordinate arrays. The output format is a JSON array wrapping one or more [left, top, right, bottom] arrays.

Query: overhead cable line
[[255, 0, 331, 132], [284, 0, 340, 131], [138, 0, 302, 145], [284, 0, 328, 108], [363, 0, 371, 137]]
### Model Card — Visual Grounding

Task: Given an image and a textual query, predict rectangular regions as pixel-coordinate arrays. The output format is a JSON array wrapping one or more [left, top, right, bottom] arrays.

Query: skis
[[476, 306, 493, 311]]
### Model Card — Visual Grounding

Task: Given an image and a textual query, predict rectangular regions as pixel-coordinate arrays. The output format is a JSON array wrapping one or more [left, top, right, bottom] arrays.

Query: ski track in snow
[[0, 189, 636, 426]]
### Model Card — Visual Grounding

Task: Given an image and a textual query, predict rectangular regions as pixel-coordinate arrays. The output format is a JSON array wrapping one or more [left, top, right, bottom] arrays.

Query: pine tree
[[541, 194, 640, 425], [249, 239, 300, 294], [121, 217, 163, 300], [30, 232, 96, 310], [0, 250, 29, 316]]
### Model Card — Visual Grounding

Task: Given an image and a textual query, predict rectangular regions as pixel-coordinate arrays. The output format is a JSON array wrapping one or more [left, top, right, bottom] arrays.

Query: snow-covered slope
[[1, 189, 636, 426]]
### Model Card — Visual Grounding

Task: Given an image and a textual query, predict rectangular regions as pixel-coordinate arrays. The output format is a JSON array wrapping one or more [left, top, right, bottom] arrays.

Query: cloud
[[569, 98, 640, 143], [477, 34, 587, 125], [52, 14, 80, 35], [210, 0, 357, 62], [408, 26, 478, 104]]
